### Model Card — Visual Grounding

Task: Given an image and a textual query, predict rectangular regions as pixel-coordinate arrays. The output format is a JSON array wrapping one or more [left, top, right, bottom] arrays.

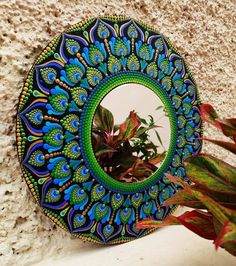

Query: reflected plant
[[92, 105, 166, 183], [137, 103, 236, 257]]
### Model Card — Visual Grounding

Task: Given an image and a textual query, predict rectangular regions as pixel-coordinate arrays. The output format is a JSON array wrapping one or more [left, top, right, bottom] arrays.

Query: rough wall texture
[[0, 0, 235, 265]]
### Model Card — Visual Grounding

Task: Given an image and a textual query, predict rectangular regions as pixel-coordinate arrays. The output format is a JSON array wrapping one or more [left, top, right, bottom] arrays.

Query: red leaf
[[149, 152, 166, 165], [163, 184, 236, 209], [202, 138, 236, 154], [217, 119, 236, 140], [117, 159, 154, 180], [200, 103, 236, 140], [177, 210, 217, 240], [116, 111, 141, 143], [225, 119, 236, 143], [225, 118, 236, 127], [214, 221, 236, 256], [200, 103, 221, 129], [94, 144, 117, 157], [137, 210, 217, 240], [93, 105, 114, 133], [215, 221, 229, 249], [164, 173, 189, 190], [184, 154, 236, 192]]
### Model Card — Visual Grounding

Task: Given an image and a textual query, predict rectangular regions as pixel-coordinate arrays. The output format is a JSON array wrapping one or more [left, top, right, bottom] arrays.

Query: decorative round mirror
[[92, 83, 171, 184], [16, 16, 202, 244]]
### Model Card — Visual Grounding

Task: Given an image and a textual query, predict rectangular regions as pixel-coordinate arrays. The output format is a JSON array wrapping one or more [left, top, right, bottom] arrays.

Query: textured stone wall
[[0, 0, 235, 265]]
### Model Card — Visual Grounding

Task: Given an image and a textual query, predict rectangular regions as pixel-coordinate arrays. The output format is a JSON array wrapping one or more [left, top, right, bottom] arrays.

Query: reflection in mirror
[[92, 83, 171, 183]]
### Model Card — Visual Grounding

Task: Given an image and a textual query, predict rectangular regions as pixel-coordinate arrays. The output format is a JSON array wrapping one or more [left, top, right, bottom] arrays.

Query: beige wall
[[0, 0, 235, 265]]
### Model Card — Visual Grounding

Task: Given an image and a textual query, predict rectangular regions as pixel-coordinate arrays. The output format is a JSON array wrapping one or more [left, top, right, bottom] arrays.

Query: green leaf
[[184, 154, 236, 192], [113, 124, 120, 132], [163, 173, 236, 209], [155, 105, 164, 111], [136, 124, 159, 137], [116, 111, 141, 143], [202, 138, 236, 154], [192, 190, 236, 225], [162, 188, 205, 209], [137, 115, 148, 125], [198, 189, 236, 209], [136, 126, 147, 137], [154, 129, 163, 147], [163, 185, 236, 209], [148, 115, 154, 126], [93, 105, 114, 133]]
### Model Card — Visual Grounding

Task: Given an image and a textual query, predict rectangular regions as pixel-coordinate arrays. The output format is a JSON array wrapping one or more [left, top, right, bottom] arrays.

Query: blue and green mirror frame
[[16, 16, 202, 244]]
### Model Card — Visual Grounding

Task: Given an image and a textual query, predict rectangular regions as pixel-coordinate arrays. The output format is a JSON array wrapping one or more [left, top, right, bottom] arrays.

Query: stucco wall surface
[[0, 0, 235, 265]]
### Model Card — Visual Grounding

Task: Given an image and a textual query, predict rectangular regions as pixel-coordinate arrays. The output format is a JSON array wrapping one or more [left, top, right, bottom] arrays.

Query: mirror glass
[[92, 83, 171, 183]]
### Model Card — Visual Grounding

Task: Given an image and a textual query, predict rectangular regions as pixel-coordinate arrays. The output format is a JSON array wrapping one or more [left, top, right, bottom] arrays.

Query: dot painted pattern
[[16, 16, 202, 244]]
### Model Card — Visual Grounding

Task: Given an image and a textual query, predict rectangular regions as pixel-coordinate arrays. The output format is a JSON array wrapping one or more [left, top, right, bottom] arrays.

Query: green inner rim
[[80, 72, 177, 193]]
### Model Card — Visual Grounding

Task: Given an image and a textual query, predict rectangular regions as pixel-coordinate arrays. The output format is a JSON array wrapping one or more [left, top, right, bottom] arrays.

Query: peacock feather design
[[17, 17, 202, 244]]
